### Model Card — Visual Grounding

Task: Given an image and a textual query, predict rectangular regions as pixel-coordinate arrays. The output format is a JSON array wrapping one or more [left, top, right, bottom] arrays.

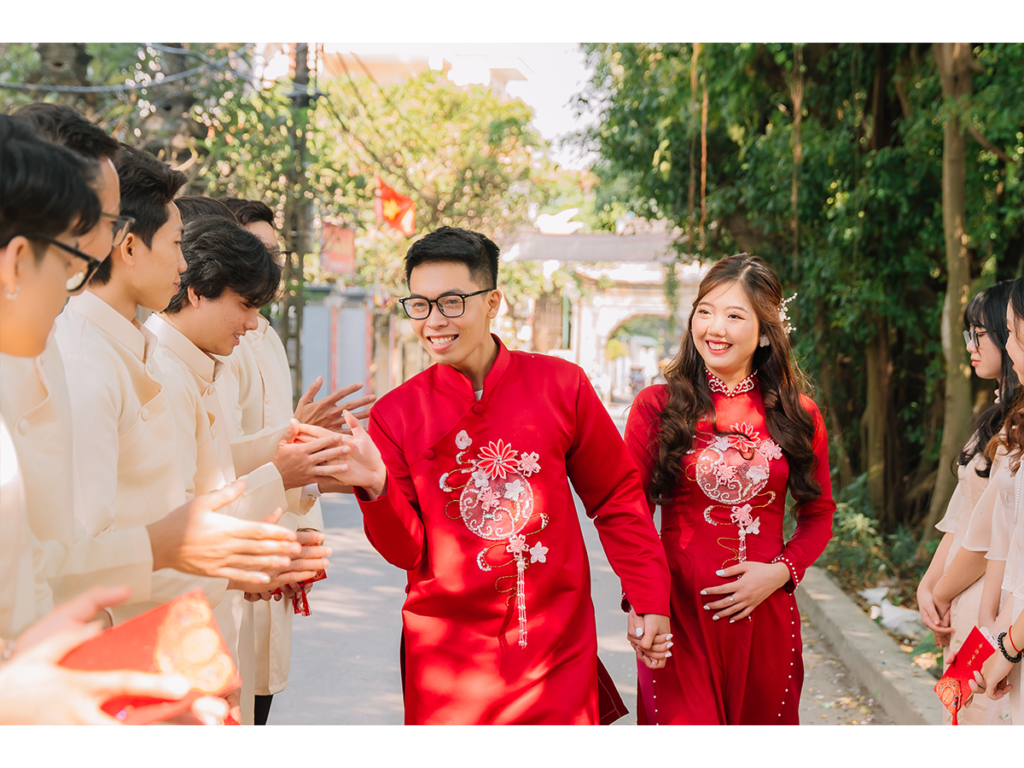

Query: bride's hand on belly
[[699, 562, 791, 622]]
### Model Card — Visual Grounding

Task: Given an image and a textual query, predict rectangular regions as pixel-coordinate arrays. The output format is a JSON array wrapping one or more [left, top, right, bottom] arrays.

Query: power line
[[0, 44, 254, 94]]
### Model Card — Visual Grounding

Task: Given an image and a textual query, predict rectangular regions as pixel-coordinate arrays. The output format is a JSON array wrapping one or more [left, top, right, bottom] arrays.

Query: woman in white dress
[[917, 281, 1018, 724], [972, 278, 1024, 723]]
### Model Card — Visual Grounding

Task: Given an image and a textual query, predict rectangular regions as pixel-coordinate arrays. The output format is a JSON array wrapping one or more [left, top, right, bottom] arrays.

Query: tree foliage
[[575, 43, 1024, 536]]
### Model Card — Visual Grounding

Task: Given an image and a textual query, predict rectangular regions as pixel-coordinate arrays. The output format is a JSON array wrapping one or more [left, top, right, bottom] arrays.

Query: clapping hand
[[294, 377, 375, 434]]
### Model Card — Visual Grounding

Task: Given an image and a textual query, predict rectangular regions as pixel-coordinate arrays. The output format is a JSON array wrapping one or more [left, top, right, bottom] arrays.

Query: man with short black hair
[[332, 226, 671, 724], [145, 215, 338, 724], [216, 195, 374, 724], [6, 106, 304, 624]]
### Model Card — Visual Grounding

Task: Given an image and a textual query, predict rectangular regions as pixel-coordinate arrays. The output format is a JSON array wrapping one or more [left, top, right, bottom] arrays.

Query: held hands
[[916, 584, 953, 649], [146, 483, 307, 582], [700, 561, 791, 622], [626, 609, 673, 669], [272, 419, 348, 490], [294, 377, 375, 433], [0, 586, 194, 725]]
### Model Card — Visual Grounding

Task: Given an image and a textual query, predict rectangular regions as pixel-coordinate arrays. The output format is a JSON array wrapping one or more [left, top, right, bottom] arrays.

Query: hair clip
[[779, 293, 797, 335]]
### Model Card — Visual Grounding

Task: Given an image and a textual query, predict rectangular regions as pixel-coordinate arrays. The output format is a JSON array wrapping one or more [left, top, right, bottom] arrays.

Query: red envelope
[[60, 589, 239, 725], [934, 626, 996, 725], [269, 569, 327, 616]]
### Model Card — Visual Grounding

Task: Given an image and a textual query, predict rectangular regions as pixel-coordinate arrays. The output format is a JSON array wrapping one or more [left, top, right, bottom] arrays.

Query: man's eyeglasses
[[963, 328, 988, 348], [399, 289, 492, 320], [1, 234, 105, 292], [101, 212, 135, 248]]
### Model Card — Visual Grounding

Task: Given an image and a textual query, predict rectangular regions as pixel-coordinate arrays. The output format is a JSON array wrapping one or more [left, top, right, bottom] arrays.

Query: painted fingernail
[[665, 652, 672, 658], [699, 590, 707, 595], [712, 614, 720, 621], [666, 634, 673, 640], [667, 642, 673, 648], [703, 605, 710, 610], [635, 627, 643, 637], [716, 570, 725, 577], [729, 619, 735, 624]]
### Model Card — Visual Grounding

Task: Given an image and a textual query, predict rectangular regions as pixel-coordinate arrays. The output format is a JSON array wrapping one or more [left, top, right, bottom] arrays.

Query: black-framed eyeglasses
[[1, 234, 104, 292], [963, 328, 988, 348], [101, 212, 135, 248], [269, 249, 294, 261], [399, 288, 492, 320]]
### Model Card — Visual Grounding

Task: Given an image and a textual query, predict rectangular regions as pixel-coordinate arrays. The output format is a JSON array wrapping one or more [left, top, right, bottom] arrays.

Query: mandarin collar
[[145, 313, 221, 386], [706, 368, 758, 397], [436, 334, 511, 400], [67, 291, 153, 363]]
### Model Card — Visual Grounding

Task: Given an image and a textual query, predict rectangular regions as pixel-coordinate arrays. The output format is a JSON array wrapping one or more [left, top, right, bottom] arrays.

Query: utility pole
[[282, 43, 316, 403]]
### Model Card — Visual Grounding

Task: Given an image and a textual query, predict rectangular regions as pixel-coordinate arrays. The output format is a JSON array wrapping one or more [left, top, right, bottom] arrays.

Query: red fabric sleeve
[[773, 399, 836, 592], [566, 370, 670, 617], [622, 388, 662, 520], [354, 406, 426, 571]]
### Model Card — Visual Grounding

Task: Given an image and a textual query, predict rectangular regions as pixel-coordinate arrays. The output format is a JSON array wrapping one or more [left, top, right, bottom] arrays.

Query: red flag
[[375, 172, 416, 237]]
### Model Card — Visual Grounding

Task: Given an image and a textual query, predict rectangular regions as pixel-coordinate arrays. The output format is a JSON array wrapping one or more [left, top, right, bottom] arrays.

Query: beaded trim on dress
[[706, 369, 757, 396]]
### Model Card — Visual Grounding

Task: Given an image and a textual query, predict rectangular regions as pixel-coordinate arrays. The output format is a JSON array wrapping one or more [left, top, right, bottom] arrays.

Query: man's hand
[[626, 609, 672, 669], [228, 529, 331, 594], [146, 484, 304, 582], [327, 411, 387, 499], [294, 377, 375, 433], [272, 419, 348, 490], [701, 561, 791, 622], [0, 587, 193, 725]]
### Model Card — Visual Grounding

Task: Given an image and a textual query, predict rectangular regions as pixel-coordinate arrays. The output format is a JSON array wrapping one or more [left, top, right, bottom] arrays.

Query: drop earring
[[3, 284, 19, 300], [758, 334, 769, 348]]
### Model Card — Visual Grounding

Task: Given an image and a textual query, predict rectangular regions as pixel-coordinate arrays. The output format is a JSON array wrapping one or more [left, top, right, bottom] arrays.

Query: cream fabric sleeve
[[58, 350, 124, 537]]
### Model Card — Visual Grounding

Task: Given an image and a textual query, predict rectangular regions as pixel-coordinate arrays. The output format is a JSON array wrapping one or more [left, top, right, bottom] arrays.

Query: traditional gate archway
[[502, 231, 706, 395]]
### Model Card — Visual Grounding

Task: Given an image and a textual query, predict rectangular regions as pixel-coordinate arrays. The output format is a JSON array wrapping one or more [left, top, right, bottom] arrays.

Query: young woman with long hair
[[970, 277, 1024, 723], [917, 281, 1019, 725], [623, 253, 835, 724]]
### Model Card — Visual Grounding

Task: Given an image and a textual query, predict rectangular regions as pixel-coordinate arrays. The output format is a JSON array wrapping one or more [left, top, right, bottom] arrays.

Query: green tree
[[574, 43, 1024, 540]]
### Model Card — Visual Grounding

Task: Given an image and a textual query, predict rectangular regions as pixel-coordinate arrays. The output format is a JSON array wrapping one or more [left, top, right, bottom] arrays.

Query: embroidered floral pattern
[[504, 479, 524, 500], [478, 440, 519, 479], [479, 488, 501, 511], [692, 412, 784, 565], [713, 462, 737, 483], [529, 542, 548, 564], [518, 452, 541, 477], [440, 432, 546, 648], [706, 369, 758, 397], [730, 504, 754, 528]]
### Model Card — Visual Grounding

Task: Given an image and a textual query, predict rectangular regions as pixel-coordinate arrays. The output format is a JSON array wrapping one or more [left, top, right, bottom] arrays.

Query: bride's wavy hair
[[989, 278, 1024, 473], [649, 253, 821, 505]]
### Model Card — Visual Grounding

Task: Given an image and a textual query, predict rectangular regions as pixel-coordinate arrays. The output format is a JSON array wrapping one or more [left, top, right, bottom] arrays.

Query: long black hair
[[650, 253, 821, 504], [958, 280, 1021, 476]]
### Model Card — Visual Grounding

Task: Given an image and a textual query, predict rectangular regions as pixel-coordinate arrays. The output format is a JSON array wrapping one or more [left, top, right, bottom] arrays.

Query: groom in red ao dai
[[340, 227, 671, 725]]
